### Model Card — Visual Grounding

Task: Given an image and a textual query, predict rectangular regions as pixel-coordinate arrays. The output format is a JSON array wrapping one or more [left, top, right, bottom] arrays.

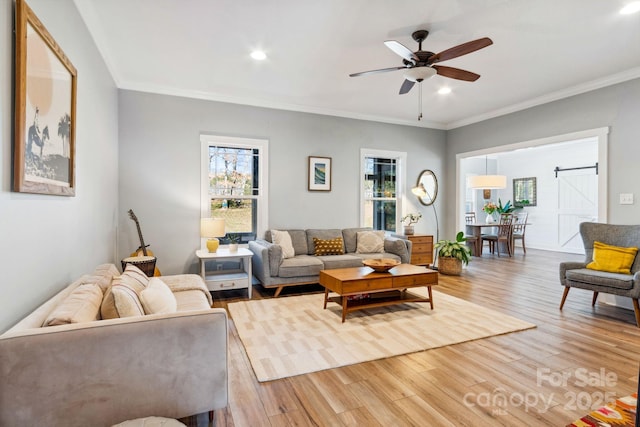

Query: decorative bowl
[[363, 258, 401, 272]]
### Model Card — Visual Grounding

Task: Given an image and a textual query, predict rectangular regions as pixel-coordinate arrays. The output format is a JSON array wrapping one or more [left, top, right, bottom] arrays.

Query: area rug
[[228, 289, 536, 382]]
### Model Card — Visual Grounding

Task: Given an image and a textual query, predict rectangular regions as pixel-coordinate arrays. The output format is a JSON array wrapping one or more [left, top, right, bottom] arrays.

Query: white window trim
[[200, 134, 269, 238], [360, 148, 407, 233]]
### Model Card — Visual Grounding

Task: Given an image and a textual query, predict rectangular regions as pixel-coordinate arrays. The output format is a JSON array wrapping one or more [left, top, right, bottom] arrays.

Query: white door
[[557, 170, 598, 254]]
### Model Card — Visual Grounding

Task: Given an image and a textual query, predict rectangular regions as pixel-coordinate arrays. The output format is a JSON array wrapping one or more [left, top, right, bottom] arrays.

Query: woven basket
[[438, 256, 462, 275]]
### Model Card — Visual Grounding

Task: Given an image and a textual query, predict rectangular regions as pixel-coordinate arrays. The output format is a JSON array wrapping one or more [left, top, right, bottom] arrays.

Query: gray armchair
[[559, 222, 640, 327]]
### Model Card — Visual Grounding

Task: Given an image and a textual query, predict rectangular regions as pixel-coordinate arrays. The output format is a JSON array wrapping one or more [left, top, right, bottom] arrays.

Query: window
[[360, 149, 406, 233], [201, 135, 268, 242]]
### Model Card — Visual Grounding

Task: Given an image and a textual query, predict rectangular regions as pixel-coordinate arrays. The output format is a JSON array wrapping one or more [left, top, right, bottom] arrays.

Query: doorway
[[456, 127, 608, 254]]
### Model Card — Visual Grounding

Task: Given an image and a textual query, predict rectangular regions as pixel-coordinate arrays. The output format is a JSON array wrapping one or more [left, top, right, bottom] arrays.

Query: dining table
[[465, 222, 528, 256]]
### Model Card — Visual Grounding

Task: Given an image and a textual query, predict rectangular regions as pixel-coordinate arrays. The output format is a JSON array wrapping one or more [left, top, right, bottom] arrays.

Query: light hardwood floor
[[181, 248, 640, 427]]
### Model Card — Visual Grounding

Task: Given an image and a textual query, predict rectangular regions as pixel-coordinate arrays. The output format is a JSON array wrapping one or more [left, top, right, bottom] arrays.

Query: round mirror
[[414, 170, 438, 206]]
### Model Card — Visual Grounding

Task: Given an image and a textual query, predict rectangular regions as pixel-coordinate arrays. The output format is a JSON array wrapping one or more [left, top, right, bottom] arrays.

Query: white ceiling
[[74, 0, 640, 129]]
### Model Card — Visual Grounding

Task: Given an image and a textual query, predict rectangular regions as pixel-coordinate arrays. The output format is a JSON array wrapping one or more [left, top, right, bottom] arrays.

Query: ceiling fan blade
[[399, 79, 415, 94], [429, 37, 493, 64], [433, 65, 480, 82], [349, 66, 406, 78], [384, 40, 419, 63]]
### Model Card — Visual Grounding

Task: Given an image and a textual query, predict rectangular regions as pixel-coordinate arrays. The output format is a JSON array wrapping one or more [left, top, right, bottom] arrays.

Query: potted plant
[[227, 233, 240, 252], [434, 231, 471, 275], [401, 212, 422, 235]]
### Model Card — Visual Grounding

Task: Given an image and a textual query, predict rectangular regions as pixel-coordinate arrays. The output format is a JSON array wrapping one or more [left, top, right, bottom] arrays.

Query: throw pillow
[[271, 229, 295, 259], [43, 283, 103, 326], [140, 277, 177, 315], [586, 241, 639, 274], [101, 264, 151, 319], [111, 285, 145, 317], [313, 237, 345, 256], [356, 230, 385, 253]]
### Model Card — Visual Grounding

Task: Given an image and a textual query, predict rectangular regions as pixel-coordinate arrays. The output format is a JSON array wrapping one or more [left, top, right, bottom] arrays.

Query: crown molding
[[446, 67, 640, 130]]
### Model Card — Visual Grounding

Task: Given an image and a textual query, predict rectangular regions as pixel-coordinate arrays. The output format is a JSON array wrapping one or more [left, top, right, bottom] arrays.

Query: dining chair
[[482, 214, 514, 257], [512, 212, 529, 254], [465, 212, 476, 224], [464, 212, 479, 255]]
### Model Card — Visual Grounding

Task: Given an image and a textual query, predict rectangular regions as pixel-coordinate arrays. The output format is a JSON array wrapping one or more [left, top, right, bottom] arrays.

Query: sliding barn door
[[557, 171, 598, 253]]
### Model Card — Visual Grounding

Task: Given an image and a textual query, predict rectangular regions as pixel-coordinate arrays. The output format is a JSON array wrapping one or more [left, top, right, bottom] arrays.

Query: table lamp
[[200, 218, 226, 252]]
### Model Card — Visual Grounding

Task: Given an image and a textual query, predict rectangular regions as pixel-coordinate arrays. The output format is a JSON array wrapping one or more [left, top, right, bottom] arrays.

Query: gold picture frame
[[308, 156, 332, 191], [14, 0, 77, 196]]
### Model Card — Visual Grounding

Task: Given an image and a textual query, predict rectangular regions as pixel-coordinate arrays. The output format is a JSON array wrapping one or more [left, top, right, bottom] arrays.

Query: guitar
[[128, 209, 161, 276]]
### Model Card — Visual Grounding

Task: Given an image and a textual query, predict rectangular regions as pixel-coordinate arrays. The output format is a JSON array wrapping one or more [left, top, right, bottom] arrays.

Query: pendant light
[[467, 156, 506, 189]]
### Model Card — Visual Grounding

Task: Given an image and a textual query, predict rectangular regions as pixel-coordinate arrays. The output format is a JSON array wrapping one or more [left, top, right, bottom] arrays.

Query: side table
[[196, 247, 253, 298]]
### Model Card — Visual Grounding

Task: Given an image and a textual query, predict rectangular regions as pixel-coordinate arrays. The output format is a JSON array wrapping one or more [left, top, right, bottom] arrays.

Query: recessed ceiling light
[[438, 87, 452, 95], [620, 2, 640, 14], [250, 50, 267, 60]]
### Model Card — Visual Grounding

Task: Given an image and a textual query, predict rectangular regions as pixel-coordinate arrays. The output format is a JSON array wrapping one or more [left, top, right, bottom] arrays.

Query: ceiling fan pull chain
[[418, 82, 423, 121]]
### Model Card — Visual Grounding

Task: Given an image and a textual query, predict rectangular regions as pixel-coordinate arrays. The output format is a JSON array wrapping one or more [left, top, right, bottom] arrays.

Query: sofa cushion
[[43, 283, 103, 326], [566, 268, 634, 290], [317, 254, 363, 269], [111, 285, 145, 317], [351, 252, 402, 262], [140, 277, 177, 315], [342, 227, 373, 253], [90, 263, 121, 292], [101, 264, 151, 320], [278, 255, 324, 278], [356, 230, 385, 254], [306, 229, 343, 255], [384, 238, 408, 258], [267, 229, 308, 255], [586, 241, 638, 274], [313, 237, 345, 256], [271, 230, 295, 259]]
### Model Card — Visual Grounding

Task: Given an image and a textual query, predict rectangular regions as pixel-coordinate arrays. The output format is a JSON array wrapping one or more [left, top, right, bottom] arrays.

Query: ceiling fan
[[350, 30, 493, 95]]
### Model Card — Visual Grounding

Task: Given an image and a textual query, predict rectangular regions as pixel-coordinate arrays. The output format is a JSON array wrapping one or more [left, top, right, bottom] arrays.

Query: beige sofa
[[0, 263, 228, 427], [249, 228, 412, 296]]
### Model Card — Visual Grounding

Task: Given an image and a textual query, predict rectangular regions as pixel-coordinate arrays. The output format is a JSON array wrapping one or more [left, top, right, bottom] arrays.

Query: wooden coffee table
[[319, 264, 438, 322]]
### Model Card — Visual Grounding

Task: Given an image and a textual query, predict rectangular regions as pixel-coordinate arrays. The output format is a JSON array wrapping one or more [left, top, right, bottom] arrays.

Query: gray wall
[[118, 90, 446, 275], [445, 78, 640, 238], [0, 0, 118, 333]]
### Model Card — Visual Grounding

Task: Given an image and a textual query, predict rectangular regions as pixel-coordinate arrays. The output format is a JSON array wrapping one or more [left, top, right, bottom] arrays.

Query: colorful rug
[[567, 393, 637, 427], [227, 289, 536, 382]]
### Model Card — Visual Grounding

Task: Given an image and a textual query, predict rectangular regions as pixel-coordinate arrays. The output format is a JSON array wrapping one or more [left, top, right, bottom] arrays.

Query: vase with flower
[[483, 202, 498, 224]]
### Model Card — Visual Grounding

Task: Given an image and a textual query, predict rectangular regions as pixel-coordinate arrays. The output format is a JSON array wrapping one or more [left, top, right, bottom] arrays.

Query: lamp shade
[[467, 175, 507, 189], [200, 218, 226, 238], [404, 67, 437, 82], [411, 184, 427, 197]]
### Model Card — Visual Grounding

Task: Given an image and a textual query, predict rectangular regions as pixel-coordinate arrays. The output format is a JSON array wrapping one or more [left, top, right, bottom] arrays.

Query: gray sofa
[[559, 222, 640, 327], [0, 264, 228, 426], [249, 228, 412, 296]]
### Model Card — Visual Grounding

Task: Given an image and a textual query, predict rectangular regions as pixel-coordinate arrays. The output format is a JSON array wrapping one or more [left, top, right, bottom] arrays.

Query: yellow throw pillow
[[586, 241, 638, 274], [313, 237, 345, 256]]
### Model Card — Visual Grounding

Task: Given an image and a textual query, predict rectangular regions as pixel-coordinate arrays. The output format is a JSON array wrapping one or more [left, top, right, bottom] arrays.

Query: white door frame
[[455, 127, 609, 233]]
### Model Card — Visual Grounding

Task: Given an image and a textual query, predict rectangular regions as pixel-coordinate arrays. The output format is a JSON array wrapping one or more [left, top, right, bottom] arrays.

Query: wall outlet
[[620, 193, 634, 205]]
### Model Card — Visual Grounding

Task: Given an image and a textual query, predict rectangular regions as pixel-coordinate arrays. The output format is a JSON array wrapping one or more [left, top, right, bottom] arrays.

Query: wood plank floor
[[180, 249, 640, 427]]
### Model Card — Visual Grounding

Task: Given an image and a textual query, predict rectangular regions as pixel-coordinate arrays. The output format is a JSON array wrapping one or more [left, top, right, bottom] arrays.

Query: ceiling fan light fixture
[[404, 67, 436, 83]]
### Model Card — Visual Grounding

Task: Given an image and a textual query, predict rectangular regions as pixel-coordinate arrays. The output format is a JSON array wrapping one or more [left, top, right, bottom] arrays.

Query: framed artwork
[[513, 177, 537, 207], [14, 0, 77, 196], [308, 156, 331, 191]]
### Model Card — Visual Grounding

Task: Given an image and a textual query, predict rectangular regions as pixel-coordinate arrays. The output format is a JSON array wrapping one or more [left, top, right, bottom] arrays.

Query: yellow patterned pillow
[[313, 237, 345, 256], [586, 241, 638, 274]]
